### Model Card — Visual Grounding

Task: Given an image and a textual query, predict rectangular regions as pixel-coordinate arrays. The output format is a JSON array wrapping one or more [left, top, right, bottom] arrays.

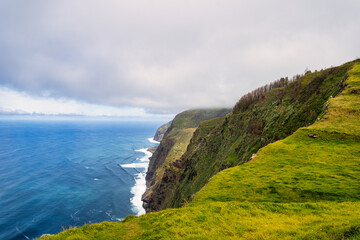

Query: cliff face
[[146, 60, 356, 210], [143, 108, 231, 212], [153, 121, 171, 142]]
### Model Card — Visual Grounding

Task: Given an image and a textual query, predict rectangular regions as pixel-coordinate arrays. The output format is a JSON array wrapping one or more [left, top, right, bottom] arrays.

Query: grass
[[162, 60, 356, 209], [41, 63, 360, 239], [145, 127, 196, 198], [42, 202, 360, 239], [164, 128, 197, 167]]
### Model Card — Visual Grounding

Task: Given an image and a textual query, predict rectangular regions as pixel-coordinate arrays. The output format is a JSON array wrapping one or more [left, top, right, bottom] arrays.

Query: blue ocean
[[0, 120, 162, 240]]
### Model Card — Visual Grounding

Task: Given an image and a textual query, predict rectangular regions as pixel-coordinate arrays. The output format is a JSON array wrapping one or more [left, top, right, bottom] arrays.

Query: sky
[[0, 0, 359, 119]]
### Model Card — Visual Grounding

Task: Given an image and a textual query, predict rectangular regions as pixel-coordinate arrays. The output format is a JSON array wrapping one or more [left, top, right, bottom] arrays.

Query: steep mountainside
[[143, 108, 231, 211], [153, 121, 172, 142], [148, 60, 356, 210], [43, 60, 360, 239]]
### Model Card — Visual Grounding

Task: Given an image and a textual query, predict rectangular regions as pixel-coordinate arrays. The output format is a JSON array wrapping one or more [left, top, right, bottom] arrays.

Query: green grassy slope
[[157, 61, 356, 209], [43, 62, 360, 239]]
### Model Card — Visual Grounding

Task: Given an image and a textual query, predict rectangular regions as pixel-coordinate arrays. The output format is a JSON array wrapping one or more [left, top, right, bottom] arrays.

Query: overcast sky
[[0, 0, 359, 118]]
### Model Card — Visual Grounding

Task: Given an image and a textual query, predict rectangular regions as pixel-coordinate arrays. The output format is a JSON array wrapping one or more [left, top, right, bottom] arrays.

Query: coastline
[[124, 138, 159, 216]]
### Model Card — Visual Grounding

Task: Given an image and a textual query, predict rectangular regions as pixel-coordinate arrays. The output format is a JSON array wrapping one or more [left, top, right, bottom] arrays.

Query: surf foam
[[130, 172, 147, 215], [147, 137, 160, 144], [120, 162, 148, 169], [135, 148, 152, 162], [128, 138, 159, 216]]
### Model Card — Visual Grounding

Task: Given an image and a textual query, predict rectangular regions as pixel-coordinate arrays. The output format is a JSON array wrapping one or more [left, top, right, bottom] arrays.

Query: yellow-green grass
[[193, 63, 360, 204], [164, 128, 196, 168], [153, 128, 196, 180], [42, 63, 360, 239], [146, 128, 196, 195], [44, 201, 360, 240]]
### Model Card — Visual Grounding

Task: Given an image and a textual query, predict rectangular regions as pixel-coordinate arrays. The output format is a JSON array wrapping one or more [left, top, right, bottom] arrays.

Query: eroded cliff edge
[[142, 108, 231, 211], [153, 121, 172, 142]]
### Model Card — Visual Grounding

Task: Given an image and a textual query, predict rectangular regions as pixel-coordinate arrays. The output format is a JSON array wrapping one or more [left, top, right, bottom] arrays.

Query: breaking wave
[[127, 138, 159, 216]]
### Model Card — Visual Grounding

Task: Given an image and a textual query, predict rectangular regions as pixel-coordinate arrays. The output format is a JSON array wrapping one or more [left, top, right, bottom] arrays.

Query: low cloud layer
[[0, 0, 359, 114], [0, 87, 174, 120]]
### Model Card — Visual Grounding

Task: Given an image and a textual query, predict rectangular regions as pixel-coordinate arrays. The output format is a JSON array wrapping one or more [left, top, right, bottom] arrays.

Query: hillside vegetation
[[41, 61, 360, 239], [149, 60, 356, 210], [143, 108, 231, 212]]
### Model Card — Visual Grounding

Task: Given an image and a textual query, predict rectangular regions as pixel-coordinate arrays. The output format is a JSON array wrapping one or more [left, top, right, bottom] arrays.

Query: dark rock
[[147, 147, 157, 154], [308, 134, 318, 138], [153, 121, 172, 142]]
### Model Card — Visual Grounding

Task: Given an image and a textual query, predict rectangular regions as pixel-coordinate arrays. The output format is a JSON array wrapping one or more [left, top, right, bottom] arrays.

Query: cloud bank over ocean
[[0, 86, 173, 120], [0, 0, 359, 116]]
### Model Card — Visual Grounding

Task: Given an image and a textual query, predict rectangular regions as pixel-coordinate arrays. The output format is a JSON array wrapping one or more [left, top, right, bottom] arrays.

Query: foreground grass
[[44, 201, 360, 239], [42, 63, 360, 239]]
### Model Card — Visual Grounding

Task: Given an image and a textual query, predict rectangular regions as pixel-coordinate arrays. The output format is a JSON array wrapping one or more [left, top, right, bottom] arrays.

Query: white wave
[[93, 178, 100, 181], [120, 162, 148, 169], [124, 138, 159, 216], [135, 148, 152, 162], [128, 146, 154, 216], [147, 137, 160, 144], [130, 172, 147, 216]]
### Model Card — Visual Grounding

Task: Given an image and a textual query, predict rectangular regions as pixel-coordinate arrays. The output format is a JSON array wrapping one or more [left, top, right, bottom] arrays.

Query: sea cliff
[[39, 60, 360, 239], [144, 60, 356, 211], [153, 121, 172, 142], [142, 108, 231, 212]]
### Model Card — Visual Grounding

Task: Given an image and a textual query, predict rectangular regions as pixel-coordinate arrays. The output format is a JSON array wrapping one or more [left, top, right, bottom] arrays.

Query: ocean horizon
[[0, 119, 161, 240]]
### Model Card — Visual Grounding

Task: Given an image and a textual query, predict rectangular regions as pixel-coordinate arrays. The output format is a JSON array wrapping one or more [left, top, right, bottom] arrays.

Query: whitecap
[[93, 178, 100, 181], [130, 172, 147, 216], [120, 162, 148, 169], [105, 210, 112, 217], [135, 148, 152, 162], [129, 146, 153, 216], [125, 138, 160, 216], [147, 138, 160, 144]]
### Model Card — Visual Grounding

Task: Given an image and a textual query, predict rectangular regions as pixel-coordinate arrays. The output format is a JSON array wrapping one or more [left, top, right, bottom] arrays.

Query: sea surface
[[0, 120, 161, 240]]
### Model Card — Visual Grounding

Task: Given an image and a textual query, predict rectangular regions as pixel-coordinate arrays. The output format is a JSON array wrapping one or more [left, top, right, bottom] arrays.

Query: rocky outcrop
[[143, 108, 231, 212], [147, 147, 157, 154], [153, 121, 172, 142]]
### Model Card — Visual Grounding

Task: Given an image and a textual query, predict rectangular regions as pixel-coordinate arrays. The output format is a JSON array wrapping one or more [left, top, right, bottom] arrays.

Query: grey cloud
[[0, 0, 359, 113]]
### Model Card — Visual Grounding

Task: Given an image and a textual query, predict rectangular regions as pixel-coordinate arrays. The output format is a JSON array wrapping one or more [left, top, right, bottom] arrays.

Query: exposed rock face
[[153, 121, 172, 142], [308, 134, 318, 138], [147, 147, 157, 154]]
